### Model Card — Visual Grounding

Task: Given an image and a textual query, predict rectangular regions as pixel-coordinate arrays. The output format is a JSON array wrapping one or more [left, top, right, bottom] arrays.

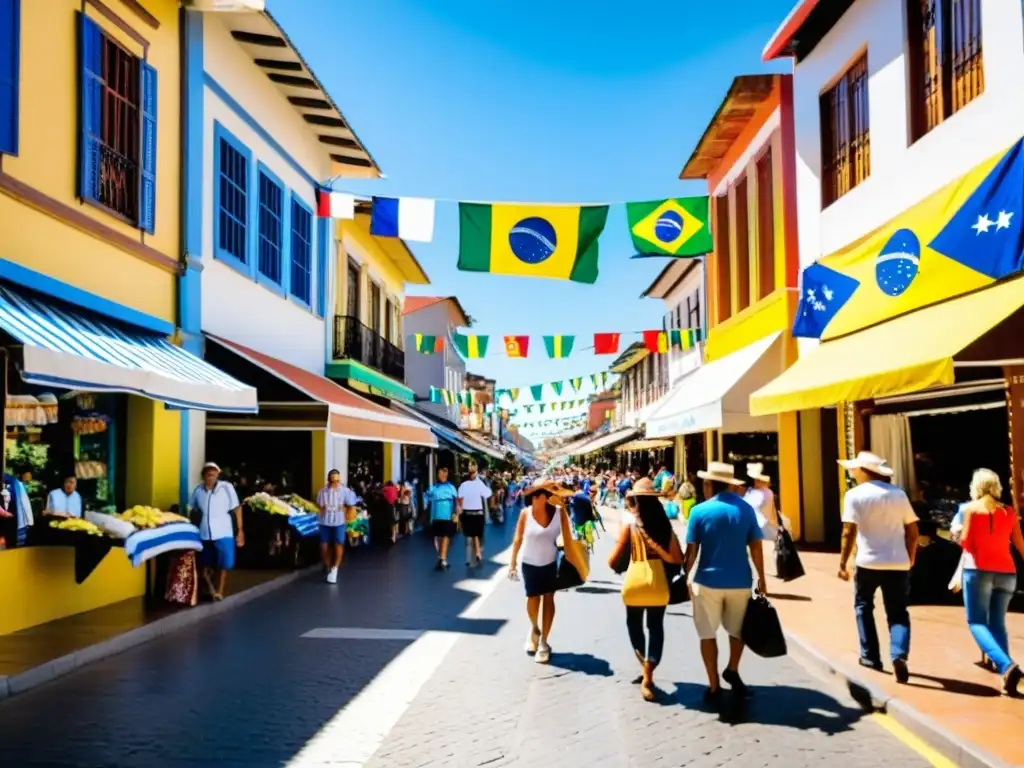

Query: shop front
[[0, 285, 257, 635]]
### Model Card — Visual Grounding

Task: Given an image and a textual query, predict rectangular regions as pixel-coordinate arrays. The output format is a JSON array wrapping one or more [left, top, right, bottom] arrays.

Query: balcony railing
[[333, 315, 405, 383]]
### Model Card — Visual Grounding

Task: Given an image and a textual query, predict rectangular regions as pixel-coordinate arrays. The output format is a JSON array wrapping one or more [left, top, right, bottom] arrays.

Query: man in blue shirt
[[425, 466, 459, 571], [685, 461, 765, 705], [653, 465, 673, 492]]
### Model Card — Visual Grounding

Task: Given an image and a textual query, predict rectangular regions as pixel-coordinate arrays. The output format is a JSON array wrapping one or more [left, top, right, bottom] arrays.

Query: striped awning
[[1, 286, 257, 412]]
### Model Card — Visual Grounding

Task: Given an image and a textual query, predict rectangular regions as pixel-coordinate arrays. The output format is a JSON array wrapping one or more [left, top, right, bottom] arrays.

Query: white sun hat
[[696, 461, 745, 486], [837, 451, 894, 477]]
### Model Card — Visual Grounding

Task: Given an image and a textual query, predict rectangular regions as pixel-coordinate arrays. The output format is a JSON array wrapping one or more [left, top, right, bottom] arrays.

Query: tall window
[[686, 290, 701, 330], [346, 259, 360, 318], [713, 195, 731, 324], [257, 169, 283, 284], [216, 134, 248, 263], [290, 198, 313, 305], [908, 0, 983, 140], [385, 298, 394, 342], [820, 53, 870, 207], [733, 175, 751, 314], [756, 148, 776, 300], [370, 282, 382, 333]]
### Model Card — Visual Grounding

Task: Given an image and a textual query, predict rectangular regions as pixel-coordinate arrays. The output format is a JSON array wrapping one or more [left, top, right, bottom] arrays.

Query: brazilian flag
[[627, 196, 712, 257]]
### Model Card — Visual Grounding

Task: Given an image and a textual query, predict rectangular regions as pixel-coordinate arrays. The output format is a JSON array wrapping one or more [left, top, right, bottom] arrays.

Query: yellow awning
[[750, 276, 1024, 416], [616, 438, 673, 452]]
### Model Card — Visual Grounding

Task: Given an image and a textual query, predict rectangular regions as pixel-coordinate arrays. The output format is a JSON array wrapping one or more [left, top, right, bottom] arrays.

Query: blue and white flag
[[370, 196, 436, 242], [792, 262, 859, 339]]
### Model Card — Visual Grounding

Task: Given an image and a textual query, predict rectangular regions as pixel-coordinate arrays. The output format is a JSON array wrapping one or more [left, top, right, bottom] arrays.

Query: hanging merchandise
[[457, 203, 610, 284], [452, 333, 489, 359], [543, 335, 574, 359], [316, 189, 356, 219], [627, 196, 713, 258], [369, 196, 436, 242], [413, 334, 444, 354]]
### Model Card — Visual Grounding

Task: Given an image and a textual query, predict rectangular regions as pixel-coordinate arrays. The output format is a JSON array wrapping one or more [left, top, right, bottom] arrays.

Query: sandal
[[212, 593, 224, 602]]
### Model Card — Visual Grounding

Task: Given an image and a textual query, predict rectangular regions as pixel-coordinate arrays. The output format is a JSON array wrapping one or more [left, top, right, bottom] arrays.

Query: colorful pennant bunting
[[551, 381, 564, 396], [505, 335, 530, 358], [452, 333, 489, 359], [643, 330, 669, 354], [627, 196, 712, 257], [530, 385, 544, 402], [569, 377, 583, 392], [414, 334, 444, 354], [543, 335, 575, 359], [370, 196, 436, 242], [593, 332, 621, 355], [316, 189, 356, 219]]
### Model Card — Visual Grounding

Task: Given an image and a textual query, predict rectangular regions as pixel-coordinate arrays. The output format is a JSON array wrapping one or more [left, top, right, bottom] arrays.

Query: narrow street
[[0, 512, 935, 768]]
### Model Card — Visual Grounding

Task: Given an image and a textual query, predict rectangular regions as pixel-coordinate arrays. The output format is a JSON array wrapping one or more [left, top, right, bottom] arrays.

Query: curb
[[784, 629, 1011, 768], [0, 566, 316, 701]]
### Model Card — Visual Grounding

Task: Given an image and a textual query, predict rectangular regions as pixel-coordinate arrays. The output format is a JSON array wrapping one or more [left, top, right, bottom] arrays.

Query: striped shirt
[[317, 484, 358, 528]]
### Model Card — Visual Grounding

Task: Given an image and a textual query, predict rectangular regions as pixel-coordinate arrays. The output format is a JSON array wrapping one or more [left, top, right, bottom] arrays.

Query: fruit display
[[280, 494, 319, 515], [49, 518, 104, 536], [116, 505, 189, 529], [75, 460, 107, 480], [246, 492, 295, 516], [71, 414, 109, 435]]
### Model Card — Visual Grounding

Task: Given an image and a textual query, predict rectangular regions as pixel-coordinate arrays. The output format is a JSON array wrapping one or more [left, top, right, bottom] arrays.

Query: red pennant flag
[[593, 333, 621, 355], [642, 330, 669, 353], [316, 189, 355, 219], [504, 335, 530, 358]]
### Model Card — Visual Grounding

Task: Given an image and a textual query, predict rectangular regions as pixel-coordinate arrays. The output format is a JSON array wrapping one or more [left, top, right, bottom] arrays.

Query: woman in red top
[[382, 481, 400, 544], [959, 469, 1024, 695]]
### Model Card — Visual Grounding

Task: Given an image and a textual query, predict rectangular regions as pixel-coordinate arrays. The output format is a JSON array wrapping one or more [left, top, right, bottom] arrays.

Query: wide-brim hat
[[522, 480, 572, 503], [747, 463, 771, 483], [697, 461, 745, 486], [627, 477, 662, 497], [201, 462, 222, 474], [838, 451, 894, 477]]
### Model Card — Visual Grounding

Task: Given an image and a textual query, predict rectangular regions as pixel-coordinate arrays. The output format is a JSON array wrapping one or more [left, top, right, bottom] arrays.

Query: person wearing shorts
[[684, 461, 766, 707], [190, 462, 243, 601], [425, 467, 458, 571], [457, 463, 492, 567], [317, 469, 358, 584]]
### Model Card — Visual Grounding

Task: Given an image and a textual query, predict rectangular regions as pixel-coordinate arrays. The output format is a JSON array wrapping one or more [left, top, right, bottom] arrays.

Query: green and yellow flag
[[457, 203, 610, 284], [508, 387, 520, 402], [452, 333, 489, 359], [569, 377, 583, 392], [530, 384, 544, 402], [414, 334, 443, 354], [551, 381, 564, 396], [543, 335, 575, 359], [669, 328, 703, 350], [627, 196, 712, 257]]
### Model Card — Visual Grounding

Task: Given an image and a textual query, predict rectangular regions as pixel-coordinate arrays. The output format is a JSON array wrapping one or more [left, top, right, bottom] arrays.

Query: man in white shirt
[[837, 451, 919, 683], [45, 474, 83, 518], [458, 462, 492, 567], [189, 462, 244, 601]]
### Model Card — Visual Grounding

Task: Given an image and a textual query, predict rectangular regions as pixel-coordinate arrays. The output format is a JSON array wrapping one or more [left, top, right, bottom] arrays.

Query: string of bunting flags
[[316, 191, 713, 283], [411, 329, 702, 359]]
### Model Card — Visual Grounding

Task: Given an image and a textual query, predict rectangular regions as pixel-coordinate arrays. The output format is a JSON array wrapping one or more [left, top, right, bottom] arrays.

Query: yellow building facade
[[0, 0, 184, 633]]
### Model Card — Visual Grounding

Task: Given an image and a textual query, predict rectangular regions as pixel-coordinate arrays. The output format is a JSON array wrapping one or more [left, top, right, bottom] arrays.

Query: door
[[346, 259, 360, 319], [370, 282, 382, 334], [384, 298, 394, 343]]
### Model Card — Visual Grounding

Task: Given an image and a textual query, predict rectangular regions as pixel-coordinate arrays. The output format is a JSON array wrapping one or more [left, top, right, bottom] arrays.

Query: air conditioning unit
[[184, 0, 265, 12]]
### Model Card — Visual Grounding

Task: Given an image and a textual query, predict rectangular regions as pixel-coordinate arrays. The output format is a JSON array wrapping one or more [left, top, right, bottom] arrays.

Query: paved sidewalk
[[767, 550, 1024, 767]]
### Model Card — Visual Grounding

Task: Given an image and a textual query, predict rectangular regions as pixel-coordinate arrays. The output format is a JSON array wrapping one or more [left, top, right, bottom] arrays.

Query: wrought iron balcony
[[333, 315, 405, 383]]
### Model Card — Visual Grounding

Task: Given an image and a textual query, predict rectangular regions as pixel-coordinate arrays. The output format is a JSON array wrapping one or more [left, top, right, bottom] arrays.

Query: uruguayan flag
[[370, 196, 436, 242]]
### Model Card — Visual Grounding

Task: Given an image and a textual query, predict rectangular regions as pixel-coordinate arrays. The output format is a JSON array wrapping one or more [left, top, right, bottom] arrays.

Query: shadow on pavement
[[573, 586, 620, 595], [767, 592, 813, 602], [548, 651, 614, 677], [904, 672, 1001, 698]]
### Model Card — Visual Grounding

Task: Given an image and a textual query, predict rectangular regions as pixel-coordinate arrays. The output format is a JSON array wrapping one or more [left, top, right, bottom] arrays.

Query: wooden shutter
[[734, 176, 751, 313], [78, 12, 103, 204], [0, 0, 20, 155], [138, 60, 157, 234], [756, 148, 775, 300]]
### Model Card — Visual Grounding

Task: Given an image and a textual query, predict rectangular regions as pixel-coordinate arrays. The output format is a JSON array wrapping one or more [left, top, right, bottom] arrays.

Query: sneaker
[[892, 657, 910, 684], [326, 567, 338, 584], [722, 667, 751, 697], [535, 641, 551, 664], [525, 628, 540, 655], [858, 657, 884, 672]]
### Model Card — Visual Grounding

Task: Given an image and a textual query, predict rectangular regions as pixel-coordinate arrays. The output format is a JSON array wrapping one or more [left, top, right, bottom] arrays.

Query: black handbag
[[774, 524, 805, 582], [555, 550, 585, 590], [668, 568, 690, 605], [741, 594, 787, 658]]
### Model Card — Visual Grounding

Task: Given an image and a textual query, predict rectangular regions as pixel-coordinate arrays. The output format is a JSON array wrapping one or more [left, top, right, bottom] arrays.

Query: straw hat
[[696, 461, 745, 486], [627, 477, 662, 497], [747, 463, 771, 483], [201, 462, 221, 474], [838, 451, 894, 477], [522, 479, 572, 503]]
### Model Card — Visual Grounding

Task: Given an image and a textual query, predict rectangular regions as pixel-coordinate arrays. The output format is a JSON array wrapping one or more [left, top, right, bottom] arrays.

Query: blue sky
[[272, 0, 793, 438]]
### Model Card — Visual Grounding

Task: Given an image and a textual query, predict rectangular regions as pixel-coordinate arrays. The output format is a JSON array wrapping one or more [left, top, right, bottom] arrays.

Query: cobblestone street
[[0, 516, 935, 767]]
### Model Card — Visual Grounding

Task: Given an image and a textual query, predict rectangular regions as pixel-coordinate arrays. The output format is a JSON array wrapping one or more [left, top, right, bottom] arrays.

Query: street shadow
[[904, 673, 1001, 698], [766, 593, 812, 602], [574, 586, 620, 595], [548, 651, 613, 677], [664, 682, 868, 733]]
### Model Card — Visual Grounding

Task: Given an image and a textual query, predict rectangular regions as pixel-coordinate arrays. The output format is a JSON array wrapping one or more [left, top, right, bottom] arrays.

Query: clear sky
[[271, 0, 794, 439]]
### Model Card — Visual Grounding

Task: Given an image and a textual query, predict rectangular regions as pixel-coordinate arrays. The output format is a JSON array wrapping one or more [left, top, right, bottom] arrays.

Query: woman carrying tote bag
[[608, 478, 682, 702]]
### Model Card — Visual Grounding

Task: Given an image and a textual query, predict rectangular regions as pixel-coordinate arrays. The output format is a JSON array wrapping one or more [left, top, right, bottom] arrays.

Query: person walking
[[744, 463, 780, 553], [685, 461, 766, 705], [189, 462, 244, 601], [608, 478, 682, 701], [458, 462, 492, 567], [836, 451, 919, 683], [955, 468, 1024, 695], [424, 466, 459, 571], [316, 469, 358, 584], [508, 480, 570, 664]]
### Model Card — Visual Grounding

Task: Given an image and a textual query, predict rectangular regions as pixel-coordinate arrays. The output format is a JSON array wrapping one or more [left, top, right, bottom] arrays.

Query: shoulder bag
[[621, 525, 669, 607]]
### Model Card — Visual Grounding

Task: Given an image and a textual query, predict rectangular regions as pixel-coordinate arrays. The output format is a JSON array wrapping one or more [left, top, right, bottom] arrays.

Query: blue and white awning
[[0, 286, 258, 412]]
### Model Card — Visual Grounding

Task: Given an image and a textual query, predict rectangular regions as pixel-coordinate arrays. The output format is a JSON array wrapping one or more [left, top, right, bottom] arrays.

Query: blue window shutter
[[138, 60, 157, 234], [0, 0, 20, 156], [78, 12, 103, 203]]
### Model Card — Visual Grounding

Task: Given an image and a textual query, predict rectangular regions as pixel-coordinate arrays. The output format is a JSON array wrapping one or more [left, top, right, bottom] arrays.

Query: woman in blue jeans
[[955, 469, 1024, 695]]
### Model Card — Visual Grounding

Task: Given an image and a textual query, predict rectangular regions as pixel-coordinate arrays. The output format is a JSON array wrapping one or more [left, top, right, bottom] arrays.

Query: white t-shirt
[[458, 477, 492, 513], [190, 480, 241, 541], [745, 487, 779, 541], [47, 489, 83, 518], [842, 480, 918, 570]]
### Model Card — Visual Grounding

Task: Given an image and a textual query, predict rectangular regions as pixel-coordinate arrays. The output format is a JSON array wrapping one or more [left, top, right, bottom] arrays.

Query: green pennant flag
[[551, 381, 564, 396], [524, 405, 533, 414], [430, 386, 444, 403], [626, 196, 713, 257], [530, 384, 544, 402], [569, 377, 583, 392], [539, 404, 546, 413], [452, 333, 489, 359], [543, 335, 575, 359]]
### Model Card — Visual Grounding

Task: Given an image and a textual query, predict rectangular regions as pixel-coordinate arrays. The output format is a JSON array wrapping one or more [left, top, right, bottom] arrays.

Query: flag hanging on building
[[370, 196, 436, 242], [569, 377, 583, 392], [669, 328, 703, 350], [504, 335, 530, 358], [452, 333, 489, 359], [316, 189, 356, 219], [508, 387, 520, 402], [414, 334, 443, 354], [552, 381, 564, 396], [430, 386, 456, 405], [627, 196, 712, 257], [642, 330, 669, 353], [530, 384, 544, 401], [457, 203, 610, 284], [543, 335, 575, 359], [593, 332, 621, 355]]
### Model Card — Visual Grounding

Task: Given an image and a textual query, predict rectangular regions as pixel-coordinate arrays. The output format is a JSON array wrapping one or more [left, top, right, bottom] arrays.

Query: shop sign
[[1006, 366, 1024, 510]]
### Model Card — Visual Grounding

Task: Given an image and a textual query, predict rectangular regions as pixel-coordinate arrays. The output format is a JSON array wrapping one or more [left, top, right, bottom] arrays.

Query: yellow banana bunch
[[50, 518, 104, 536], [116, 505, 168, 529]]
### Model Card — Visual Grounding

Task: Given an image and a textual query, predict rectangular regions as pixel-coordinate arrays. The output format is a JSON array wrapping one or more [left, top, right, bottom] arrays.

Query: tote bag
[[774, 524, 805, 582], [621, 526, 669, 607], [555, 506, 590, 590], [741, 593, 787, 658]]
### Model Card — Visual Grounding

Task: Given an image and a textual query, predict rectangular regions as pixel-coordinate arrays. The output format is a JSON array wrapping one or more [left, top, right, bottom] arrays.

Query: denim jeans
[[626, 606, 667, 664], [962, 569, 1017, 674], [854, 567, 911, 663]]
